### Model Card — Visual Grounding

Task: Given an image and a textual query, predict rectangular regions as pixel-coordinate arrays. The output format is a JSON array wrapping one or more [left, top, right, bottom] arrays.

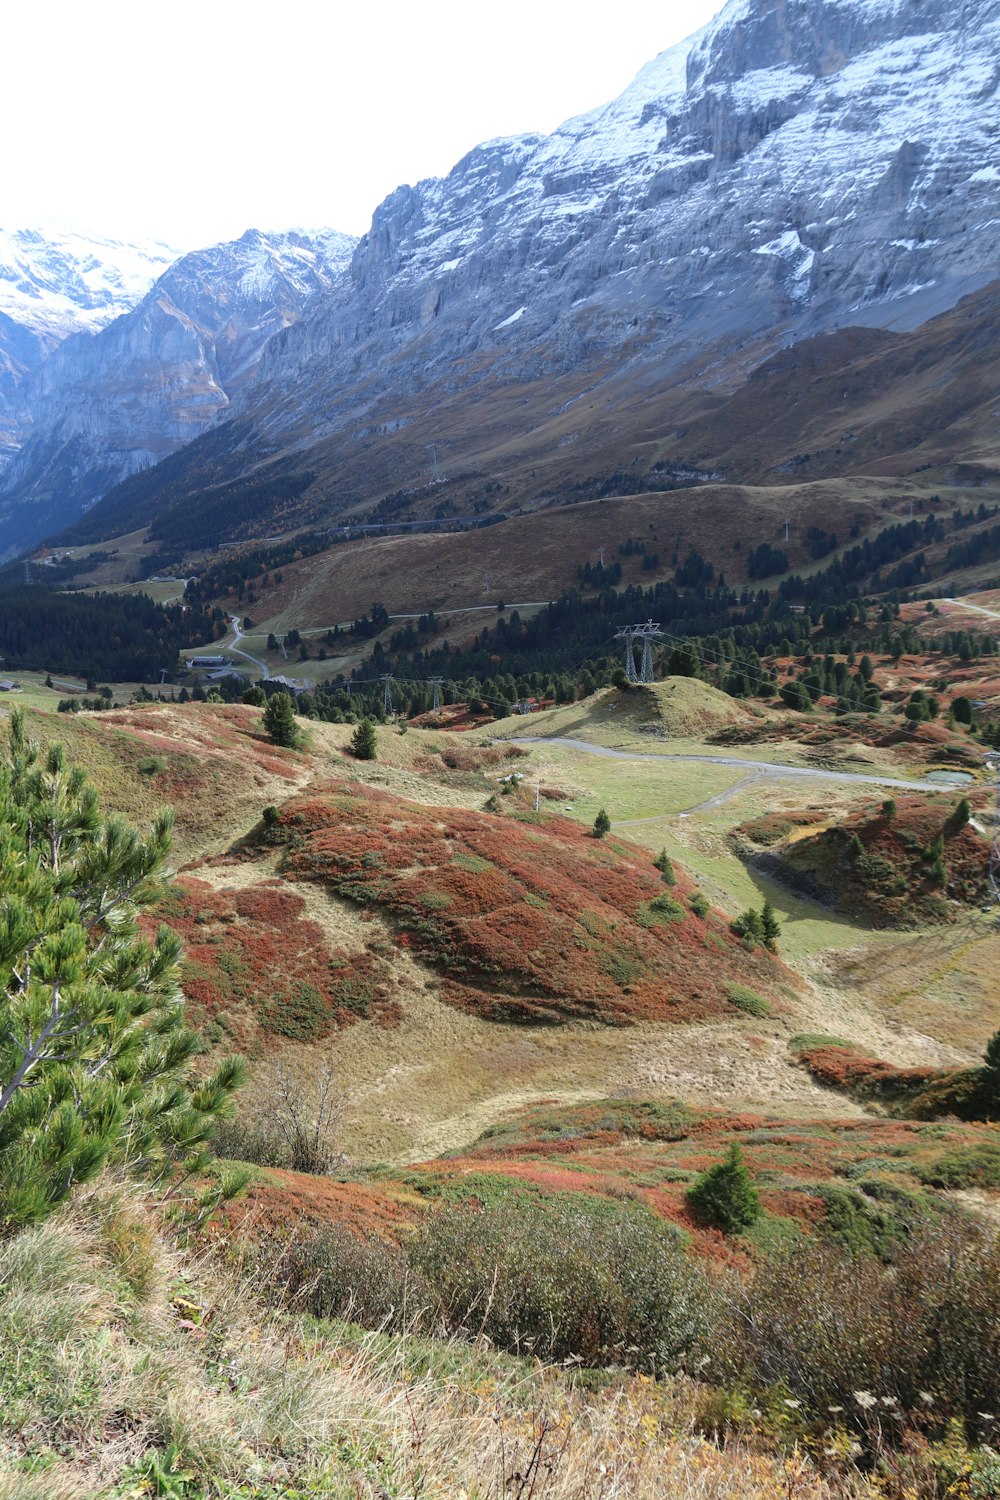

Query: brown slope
[[664, 280, 1000, 485], [51, 279, 1000, 563]]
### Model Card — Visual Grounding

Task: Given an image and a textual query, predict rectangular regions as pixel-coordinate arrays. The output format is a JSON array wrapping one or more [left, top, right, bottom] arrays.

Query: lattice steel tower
[[987, 753, 1000, 924]]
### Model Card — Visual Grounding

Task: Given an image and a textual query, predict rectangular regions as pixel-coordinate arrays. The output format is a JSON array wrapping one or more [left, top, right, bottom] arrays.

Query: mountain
[[0, 228, 356, 558], [0, 227, 177, 463], [23, 0, 1000, 557]]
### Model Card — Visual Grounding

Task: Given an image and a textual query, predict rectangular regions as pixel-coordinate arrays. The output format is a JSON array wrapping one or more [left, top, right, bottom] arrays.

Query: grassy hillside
[[252, 778, 785, 1025], [735, 794, 989, 928]]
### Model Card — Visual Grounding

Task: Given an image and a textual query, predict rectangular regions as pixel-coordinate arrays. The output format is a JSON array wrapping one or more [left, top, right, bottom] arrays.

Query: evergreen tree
[[760, 900, 781, 952], [946, 796, 971, 834], [350, 717, 378, 761], [262, 691, 300, 747], [686, 1145, 761, 1233], [242, 685, 266, 707], [593, 808, 611, 839], [654, 849, 676, 885], [732, 908, 765, 946], [0, 710, 245, 1232]]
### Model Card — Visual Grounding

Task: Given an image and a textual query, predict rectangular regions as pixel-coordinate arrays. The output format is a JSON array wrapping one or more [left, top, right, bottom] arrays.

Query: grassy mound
[[734, 794, 988, 927], [639, 678, 762, 737], [23, 702, 306, 862], [392, 1098, 1000, 1260], [793, 1040, 1000, 1122], [265, 780, 783, 1024], [153, 876, 397, 1051]]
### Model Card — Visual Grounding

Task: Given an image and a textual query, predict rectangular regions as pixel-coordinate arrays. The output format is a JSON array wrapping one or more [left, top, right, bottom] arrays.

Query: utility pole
[[535, 781, 540, 812], [598, 546, 605, 568], [426, 443, 443, 485], [381, 673, 394, 717], [783, 520, 791, 542], [483, 572, 492, 596], [429, 676, 444, 712]]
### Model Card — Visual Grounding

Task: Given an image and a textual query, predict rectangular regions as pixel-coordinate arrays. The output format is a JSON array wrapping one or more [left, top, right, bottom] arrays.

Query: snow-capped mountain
[[0, 227, 177, 460], [0, 228, 355, 556], [8, 0, 1000, 557], [249, 0, 1000, 431]]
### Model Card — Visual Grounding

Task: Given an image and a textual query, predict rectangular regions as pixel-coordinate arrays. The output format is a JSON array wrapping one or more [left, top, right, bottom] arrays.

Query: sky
[[5, 0, 726, 253]]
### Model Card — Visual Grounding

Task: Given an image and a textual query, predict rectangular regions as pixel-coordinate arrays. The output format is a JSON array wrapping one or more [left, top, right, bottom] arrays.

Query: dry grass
[[0, 1181, 881, 1500]]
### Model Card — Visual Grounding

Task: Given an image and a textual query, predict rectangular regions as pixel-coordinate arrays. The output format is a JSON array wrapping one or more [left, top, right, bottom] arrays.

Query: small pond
[[923, 769, 975, 786]]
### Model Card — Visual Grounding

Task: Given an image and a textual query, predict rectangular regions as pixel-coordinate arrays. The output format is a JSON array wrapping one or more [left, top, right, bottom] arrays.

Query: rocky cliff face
[[248, 0, 1000, 444], [10, 0, 1000, 554], [0, 228, 177, 463], [0, 229, 354, 557]]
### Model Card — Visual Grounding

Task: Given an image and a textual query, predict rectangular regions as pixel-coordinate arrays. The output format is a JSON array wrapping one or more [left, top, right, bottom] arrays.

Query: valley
[[3, 0, 1000, 1494]]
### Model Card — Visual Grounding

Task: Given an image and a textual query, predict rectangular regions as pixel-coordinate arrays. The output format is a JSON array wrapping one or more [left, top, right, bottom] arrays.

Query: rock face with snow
[[8, 0, 1000, 554], [248, 0, 1000, 439], [0, 228, 177, 462], [0, 229, 355, 556]]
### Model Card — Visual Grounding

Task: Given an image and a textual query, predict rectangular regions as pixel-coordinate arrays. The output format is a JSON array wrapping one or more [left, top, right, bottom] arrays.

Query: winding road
[[223, 616, 272, 679], [506, 736, 975, 807]]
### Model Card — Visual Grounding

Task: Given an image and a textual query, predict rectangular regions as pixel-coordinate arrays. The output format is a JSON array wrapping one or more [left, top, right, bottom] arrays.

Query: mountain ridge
[[7, 0, 1000, 558]]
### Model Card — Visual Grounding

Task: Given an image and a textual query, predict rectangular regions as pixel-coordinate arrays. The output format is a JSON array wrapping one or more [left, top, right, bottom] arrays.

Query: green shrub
[[710, 1221, 1000, 1435], [689, 891, 710, 918], [814, 1182, 903, 1260], [408, 1196, 708, 1374], [725, 983, 772, 1019], [654, 849, 676, 885], [686, 1145, 761, 1234], [914, 1144, 1000, 1190], [259, 980, 330, 1041], [649, 893, 686, 923], [276, 1225, 432, 1329], [593, 807, 611, 838], [137, 754, 166, 776], [856, 852, 895, 882]]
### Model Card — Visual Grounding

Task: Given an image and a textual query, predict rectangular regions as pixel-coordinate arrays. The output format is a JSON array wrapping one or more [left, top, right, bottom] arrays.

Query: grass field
[[13, 692, 998, 1168]]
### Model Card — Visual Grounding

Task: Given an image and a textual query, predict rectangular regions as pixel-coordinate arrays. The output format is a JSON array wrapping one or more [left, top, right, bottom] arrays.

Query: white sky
[[5, 0, 726, 253]]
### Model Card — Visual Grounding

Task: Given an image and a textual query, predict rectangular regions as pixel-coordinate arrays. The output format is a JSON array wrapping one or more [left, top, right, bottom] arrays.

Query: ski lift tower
[[987, 752, 1000, 925], [614, 625, 639, 684], [637, 621, 664, 684]]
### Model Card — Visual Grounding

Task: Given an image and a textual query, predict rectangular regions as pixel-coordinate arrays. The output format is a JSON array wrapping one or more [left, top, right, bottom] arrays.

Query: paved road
[[942, 596, 1000, 622], [223, 616, 272, 679], [506, 736, 973, 794], [294, 601, 553, 636]]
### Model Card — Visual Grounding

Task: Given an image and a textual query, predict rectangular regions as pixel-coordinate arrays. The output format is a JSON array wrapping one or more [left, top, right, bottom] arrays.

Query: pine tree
[[0, 711, 246, 1231], [350, 717, 378, 761], [946, 796, 971, 834], [262, 691, 300, 747], [654, 849, 676, 885], [760, 900, 781, 952], [686, 1145, 761, 1234], [593, 808, 611, 838]]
